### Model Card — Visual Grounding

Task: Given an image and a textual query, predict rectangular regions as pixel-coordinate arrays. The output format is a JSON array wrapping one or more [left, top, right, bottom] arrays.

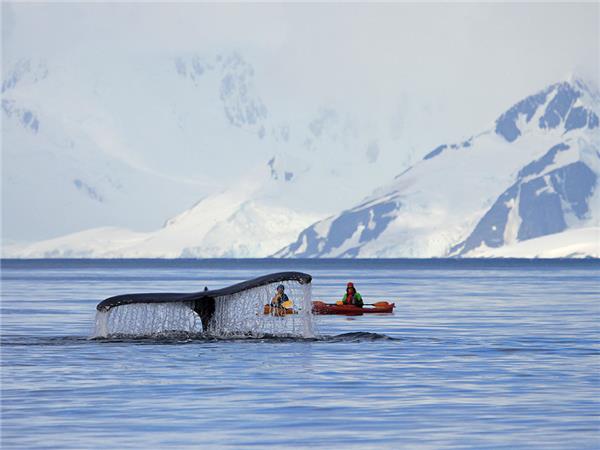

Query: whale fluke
[[93, 272, 314, 337]]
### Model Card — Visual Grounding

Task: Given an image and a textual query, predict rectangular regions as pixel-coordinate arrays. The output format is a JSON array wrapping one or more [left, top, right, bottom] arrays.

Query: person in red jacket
[[341, 282, 364, 307]]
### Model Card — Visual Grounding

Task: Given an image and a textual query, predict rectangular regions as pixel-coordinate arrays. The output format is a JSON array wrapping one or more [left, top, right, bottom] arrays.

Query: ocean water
[[1, 259, 599, 449]]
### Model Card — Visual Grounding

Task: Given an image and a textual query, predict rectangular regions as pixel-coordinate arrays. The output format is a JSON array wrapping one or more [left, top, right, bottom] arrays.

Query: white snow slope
[[276, 78, 600, 258], [3, 166, 321, 258], [2, 54, 420, 246], [469, 227, 599, 258]]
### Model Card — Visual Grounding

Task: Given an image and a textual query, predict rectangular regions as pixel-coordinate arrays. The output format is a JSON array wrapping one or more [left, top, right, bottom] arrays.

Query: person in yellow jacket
[[271, 284, 290, 308]]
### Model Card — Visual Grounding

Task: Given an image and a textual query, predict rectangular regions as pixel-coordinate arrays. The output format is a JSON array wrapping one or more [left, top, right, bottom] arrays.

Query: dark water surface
[[1, 259, 599, 449]]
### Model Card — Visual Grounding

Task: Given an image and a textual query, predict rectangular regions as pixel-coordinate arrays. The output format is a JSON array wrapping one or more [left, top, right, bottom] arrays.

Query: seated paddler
[[341, 282, 364, 307], [271, 284, 290, 309]]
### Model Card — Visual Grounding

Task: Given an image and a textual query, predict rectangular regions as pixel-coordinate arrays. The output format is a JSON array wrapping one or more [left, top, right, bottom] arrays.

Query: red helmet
[[347, 282, 354, 288]]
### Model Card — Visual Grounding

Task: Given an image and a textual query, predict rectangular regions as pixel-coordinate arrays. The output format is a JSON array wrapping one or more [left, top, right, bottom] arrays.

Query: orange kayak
[[312, 301, 395, 316]]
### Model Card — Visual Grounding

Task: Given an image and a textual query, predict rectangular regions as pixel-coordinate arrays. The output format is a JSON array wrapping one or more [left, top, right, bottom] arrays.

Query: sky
[[2, 1, 599, 241], [3, 2, 598, 139]]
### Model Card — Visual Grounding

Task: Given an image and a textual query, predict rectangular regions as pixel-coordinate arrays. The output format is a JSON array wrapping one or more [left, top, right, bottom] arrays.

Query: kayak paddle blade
[[372, 301, 390, 307]]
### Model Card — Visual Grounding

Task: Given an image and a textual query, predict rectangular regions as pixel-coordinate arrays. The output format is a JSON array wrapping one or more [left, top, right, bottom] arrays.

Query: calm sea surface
[[1, 259, 599, 449]]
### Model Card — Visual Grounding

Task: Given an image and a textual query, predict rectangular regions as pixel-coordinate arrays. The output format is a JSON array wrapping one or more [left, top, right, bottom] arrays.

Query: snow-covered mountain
[[5, 74, 599, 258], [2, 53, 418, 247], [3, 168, 321, 258], [1, 58, 210, 242], [276, 79, 600, 258]]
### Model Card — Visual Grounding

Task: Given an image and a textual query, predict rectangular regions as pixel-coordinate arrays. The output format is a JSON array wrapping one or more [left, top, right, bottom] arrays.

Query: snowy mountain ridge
[[3, 76, 599, 258], [276, 78, 600, 258]]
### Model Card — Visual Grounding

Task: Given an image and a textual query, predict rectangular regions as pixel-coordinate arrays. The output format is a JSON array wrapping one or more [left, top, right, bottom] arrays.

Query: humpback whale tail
[[92, 272, 314, 339]]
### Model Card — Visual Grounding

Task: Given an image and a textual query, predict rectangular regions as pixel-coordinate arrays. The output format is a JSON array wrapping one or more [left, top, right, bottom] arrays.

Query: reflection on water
[[1, 259, 599, 448]]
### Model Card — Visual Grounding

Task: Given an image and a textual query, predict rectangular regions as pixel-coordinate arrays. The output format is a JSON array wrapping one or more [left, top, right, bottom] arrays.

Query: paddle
[[368, 301, 391, 307]]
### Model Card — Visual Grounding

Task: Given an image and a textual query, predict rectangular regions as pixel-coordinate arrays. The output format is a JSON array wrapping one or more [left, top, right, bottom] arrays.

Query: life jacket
[[344, 288, 356, 305], [272, 292, 288, 306]]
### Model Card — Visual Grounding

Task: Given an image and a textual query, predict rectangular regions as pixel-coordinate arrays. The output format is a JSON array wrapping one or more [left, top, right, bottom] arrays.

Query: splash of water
[[208, 281, 314, 338], [92, 280, 315, 339], [92, 302, 202, 338]]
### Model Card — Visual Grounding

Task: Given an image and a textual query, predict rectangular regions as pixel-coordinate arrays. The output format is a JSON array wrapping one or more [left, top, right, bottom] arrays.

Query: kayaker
[[341, 282, 364, 307], [271, 284, 289, 308]]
